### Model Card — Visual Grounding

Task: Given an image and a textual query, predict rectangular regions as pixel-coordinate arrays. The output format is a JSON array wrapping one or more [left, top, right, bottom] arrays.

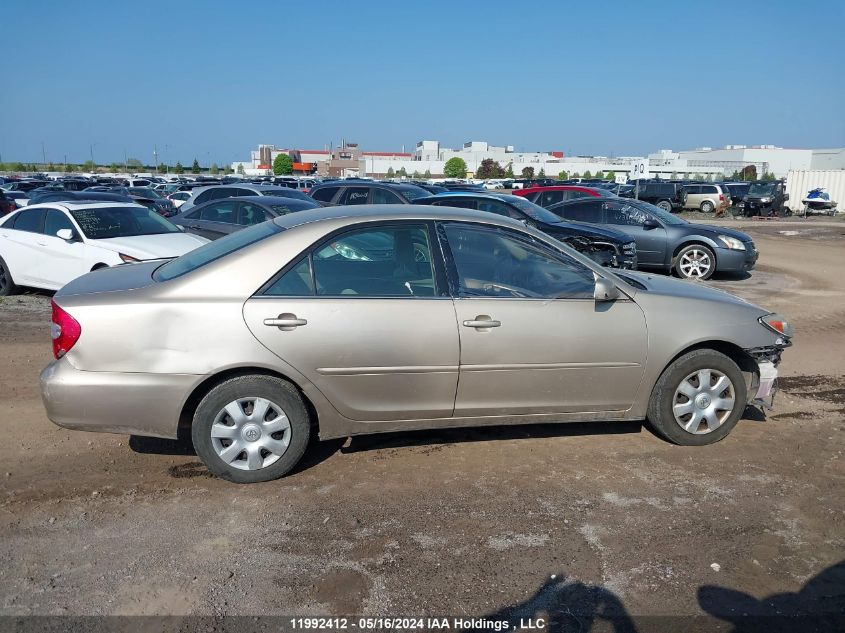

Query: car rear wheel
[[675, 244, 715, 280], [647, 349, 746, 446], [700, 200, 715, 213], [0, 257, 19, 296], [656, 200, 673, 212], [191, 374, 311, 483]]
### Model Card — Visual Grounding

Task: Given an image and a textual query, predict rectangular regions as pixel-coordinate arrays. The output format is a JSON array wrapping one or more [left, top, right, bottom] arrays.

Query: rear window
[[153, 221, 282, 282]]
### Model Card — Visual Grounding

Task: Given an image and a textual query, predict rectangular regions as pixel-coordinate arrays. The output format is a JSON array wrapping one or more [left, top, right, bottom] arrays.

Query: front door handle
[[263, 313, 307, 331], [463, 315, 501, 329]]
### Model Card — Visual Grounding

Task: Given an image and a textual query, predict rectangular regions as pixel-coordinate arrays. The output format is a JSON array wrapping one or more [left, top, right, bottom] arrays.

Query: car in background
[[40, 204, 791, 483], [0, 191, 16, 216], [547, 197, 757, 280], [171, 196, 321, 240], [272, 177, 318, 193], [0, 202, 208, 295], [85, 186, 176, 217], [24, 190, 132, 206], [1, 180, 51, 193], [621, 181, 686, 212], [179, 184, 308, 213], [680, 184, 731, 214], [719, 182, 752, 210], [57, 178, 95, 192], [736, 180, 790, 217], [309, 181, 431, 205], [167, 191, 192, 208], [415, 191, 637, 269], [3, 191, 30, 208], [407, 181, 448, 195], [513, 185, 615, 208]]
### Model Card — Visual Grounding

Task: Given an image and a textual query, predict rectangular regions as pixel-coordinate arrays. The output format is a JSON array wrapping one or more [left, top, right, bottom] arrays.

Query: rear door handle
[[263, 313, 307, 330], [463, 316, 501, 329]]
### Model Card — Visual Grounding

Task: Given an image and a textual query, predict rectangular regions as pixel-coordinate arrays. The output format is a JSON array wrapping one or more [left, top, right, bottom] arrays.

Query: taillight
[[51, 300, 82, 359], [719, 194, 724, 201]]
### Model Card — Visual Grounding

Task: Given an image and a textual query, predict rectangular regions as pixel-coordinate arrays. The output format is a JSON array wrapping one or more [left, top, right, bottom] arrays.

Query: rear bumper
[[40, 358, 199, 439]]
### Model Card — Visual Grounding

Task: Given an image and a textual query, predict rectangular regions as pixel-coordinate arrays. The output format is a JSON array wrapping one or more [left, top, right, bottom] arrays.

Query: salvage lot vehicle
[[171, 195, 321, 240], [416, 191, 637, 269], [621, 181, 686, 212], [680, 183, 732, 213], [309, 181, 431, 205], [512, 184, 615, 208], [737, 180, 791, 217], [548, 197, 758, 280], [40, 205, 790, 483], [0, 202, 208, 294], [179, 184, 311, 213]]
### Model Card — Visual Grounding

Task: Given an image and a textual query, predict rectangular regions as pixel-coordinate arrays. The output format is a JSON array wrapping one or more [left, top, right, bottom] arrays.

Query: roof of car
[[224, 195, 319, 206], [19, 201, 144, 211]]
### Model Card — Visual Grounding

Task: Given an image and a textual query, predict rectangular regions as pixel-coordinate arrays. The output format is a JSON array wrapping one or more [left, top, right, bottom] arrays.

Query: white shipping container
[[785, 170, 845, 214]]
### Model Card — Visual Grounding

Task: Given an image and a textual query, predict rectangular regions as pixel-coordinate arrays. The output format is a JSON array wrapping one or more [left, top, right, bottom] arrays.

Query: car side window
[[540, 191, 564, 207], [238, 203, 268, 226], [311, 186, 339, 203], [703, 185, 718, 194], [442, 223, 595, 299], [199, 201, 237, 223], [305, 224, 436, 297], [556, 200, 599, 223], [686, 185, 701, 195], [476, 199, 516, 217], [10, 208, 44, 232], [194, 190, 214, 205], [371, 188, 403, 204], [264, 257, 314, 296], [604, 202, 648, 226], [44, 209, 75, 236], [338, 187, 370, 205], [433, 198, 477, 210]]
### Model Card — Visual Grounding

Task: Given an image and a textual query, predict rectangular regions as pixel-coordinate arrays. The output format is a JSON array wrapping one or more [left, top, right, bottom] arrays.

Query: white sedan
[[167, 191, 192, 208], [0, 202, 208, 294]]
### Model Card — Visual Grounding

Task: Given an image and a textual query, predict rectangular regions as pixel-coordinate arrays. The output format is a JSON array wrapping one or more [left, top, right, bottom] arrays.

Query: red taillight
[[51, 300, 81, 359], [719, 194, 724, 201]]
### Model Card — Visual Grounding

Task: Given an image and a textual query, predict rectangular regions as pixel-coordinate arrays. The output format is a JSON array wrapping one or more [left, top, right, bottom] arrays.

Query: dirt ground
[[0, 218, 843, 631]]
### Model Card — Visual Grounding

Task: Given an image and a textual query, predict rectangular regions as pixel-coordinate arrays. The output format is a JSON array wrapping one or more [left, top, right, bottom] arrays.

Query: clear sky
[[2, 0, 843, 165]]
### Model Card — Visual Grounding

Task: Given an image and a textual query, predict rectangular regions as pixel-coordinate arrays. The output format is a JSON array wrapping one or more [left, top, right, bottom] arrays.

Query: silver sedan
[[40, 205, 792, 483]]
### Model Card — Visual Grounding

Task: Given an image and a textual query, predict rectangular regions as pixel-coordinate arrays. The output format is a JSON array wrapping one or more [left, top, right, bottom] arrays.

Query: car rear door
[[242, 221, 460, 422], [190, 200, 239, 240], [0, 208, 47, 286], [440, 221, 646, 415]]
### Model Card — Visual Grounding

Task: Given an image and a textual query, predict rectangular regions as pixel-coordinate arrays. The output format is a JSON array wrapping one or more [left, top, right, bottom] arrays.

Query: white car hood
[[93, 233, 208, 259]]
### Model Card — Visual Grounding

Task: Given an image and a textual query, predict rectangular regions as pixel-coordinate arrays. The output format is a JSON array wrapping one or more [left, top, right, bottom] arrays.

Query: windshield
[[153, 221, 281, 282], [626, 199, 687, 225], [748, 182, 776, 196], [70, 206, 181, 239], [128, 187, 162, 199], [262, 188, 310, 201], [505, 195, 566, 224], [399, 186, 429, 201]]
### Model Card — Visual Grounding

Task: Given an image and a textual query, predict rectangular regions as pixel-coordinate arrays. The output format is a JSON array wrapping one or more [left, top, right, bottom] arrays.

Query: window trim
[[255, 220, 450, 299]]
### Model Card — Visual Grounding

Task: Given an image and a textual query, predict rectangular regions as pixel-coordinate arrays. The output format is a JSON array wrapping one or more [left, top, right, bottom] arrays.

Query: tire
[[647, 349, 747, 446], [674, 244, 716, 280], [700, 200, 715, 213], [191, 374, 311, 483], [0, 256, 19, 296], [656, 200, 673, 212]]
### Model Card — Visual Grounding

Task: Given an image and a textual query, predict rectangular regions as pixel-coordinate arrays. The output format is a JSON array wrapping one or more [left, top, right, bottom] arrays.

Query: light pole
[[89, 144, 97, 174]]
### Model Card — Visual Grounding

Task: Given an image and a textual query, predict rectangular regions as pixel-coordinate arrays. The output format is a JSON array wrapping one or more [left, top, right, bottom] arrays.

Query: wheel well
[[672, 240, 716, 261], [667, 340, 758, 375], [176, 367, 319, 439]]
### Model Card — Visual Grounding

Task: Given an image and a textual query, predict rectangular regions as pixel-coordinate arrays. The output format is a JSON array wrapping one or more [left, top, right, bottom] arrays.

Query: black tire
[[647, 349, 747, 446], [674, 244, 716, 280], [191, 374, 311, 483], [656, 200, 673, 212], [0, 256, 19, 296], [700, 200, 715, 213]]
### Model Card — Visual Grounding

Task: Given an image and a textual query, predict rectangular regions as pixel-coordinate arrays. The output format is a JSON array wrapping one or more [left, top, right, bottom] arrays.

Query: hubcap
[[672, 369, 736, 434], [679, 250, 712, 279], [210, 397, 291, 471]]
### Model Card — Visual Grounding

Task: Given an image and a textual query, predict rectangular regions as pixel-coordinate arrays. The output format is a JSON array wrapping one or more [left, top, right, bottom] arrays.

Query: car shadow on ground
[[470, 559, 845, 633]]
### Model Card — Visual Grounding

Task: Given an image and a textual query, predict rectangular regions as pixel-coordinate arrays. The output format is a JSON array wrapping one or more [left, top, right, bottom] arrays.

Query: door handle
[[463, 315, 501, 329], [263, 313, 307, 330]]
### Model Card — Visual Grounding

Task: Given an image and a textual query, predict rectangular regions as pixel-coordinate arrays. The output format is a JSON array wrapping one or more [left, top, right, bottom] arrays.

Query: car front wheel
[[647, 349, 747, 446], [191, 374, 311, 483], [675, 244, 716, 280], [0, 257, 19, 296]]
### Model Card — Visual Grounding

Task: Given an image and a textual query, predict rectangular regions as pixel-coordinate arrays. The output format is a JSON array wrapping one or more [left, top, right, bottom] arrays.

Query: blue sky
[[2, 0, 843, 165]]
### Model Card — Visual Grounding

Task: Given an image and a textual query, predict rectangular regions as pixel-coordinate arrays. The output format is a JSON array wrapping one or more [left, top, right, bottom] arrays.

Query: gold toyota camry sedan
[[41, 205, 791, 483]]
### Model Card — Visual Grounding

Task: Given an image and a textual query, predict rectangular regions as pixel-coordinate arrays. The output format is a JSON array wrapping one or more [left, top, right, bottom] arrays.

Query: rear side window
[[371, 188, 403, 204], [11, 208, 44, 232], [338, 187, 370, 205], [555, 201, 599, 223], [703, 185, 718, 194], [264, 258, 314, 296], [311, 186, 339, 203], [199, 201, 237, 223], [193, 189, 215, 205]]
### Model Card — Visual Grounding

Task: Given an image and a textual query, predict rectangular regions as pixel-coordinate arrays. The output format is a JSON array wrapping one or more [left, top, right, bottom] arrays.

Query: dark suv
[[309, 181, 431, 205], [736, 180, 790, 217], [620, 181, 684, 212]]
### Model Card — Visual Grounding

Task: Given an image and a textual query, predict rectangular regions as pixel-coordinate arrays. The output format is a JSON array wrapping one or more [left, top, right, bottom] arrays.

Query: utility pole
[[41, 141, 47, 165], [153, 145, 159, 174]]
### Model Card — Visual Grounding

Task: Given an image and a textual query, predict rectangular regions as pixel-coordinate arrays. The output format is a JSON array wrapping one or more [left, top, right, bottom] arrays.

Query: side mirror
[[56, 228, 75, 241], [643, 218, 660, 229], [594, 277, 620, 302]]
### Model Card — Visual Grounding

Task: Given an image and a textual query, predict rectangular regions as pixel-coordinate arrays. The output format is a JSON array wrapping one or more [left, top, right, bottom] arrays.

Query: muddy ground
[[0, 218, 843, 630]]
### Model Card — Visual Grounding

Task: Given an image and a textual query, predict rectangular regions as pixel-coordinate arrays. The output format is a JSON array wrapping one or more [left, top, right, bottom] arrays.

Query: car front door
[[602, 201, 667, 267], [187, 200, 238, 240], [242, 221, 460, 422], [440, 221, 647, 415], [37, 208, 95, 288]]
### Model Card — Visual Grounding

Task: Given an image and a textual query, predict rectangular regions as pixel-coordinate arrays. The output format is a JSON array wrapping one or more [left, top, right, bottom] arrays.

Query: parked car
[[407, 182, 448, 195], [167, 191, 192, 208], [309, 181, 431, 205], [40, 204, 791, 483], [621, 181, 686, 212], [272, 178, 318, 193], [680, 184, 731, 213], [0, 191, 16, 216], [719, 182, 752, 209], [415, 192, 637, 269], [736, 180, 790, 217], [0, 180, 51, 193], [171, 196, 321, 240], [24, 190, 132, 206], [513, 185, 615, 208], [179, 184, 310, 213], [85, 186, 176, 217], [0, 202, 208, 294], [547, 197, 758, 279], [57, 178, 95, 192]]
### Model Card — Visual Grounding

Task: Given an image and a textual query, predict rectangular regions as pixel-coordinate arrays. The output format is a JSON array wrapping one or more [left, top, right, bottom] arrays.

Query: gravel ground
[[0, 220, 843, 631]]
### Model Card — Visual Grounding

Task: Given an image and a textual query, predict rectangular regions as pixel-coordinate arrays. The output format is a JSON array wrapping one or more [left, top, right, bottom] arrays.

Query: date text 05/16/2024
[[289, 617, 547, 631]]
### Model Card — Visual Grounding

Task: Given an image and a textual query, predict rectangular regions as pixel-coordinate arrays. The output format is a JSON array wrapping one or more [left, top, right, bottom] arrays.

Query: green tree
[[110, 162, 121, 172], [126, 157, 143, 169], [505, 163, 515, 178], [386, 167, 395, 178], [594, 170, 604, 180], [82, 159, 95, 172], [476, 159, 504, 179], [158, 163, 168, 174], [606, 170, 615, 181], [174, 161, 185, 175], [236, 164, 244, 175], [572, 172, 580, 178], [210, 163, 220, 175], [521, 166, 534, 179], [583, 170, 592, 178], [272, 153, 293, 176], [444, 157, 467, 178], [557, 170, 568, 180], [64, 163, 76, 173], [398, 167, 408, 177], [412, 170, 421, 179], [538, 168, 546, 178], [191, 158, 201, 174], [13, 162, 26, 171], [47, 162, 56, 171], [423, 169, 431, 179]]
